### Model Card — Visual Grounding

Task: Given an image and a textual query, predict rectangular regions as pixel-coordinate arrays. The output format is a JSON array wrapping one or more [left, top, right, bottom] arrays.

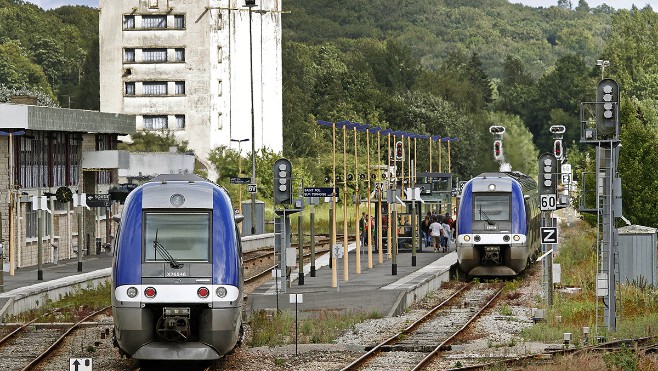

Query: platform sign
[[302, 187, 337, 198], [230, 177, 251, 184], [540, 227, 558, 244], [333, 244, 344, 259], [247, 184, 257, 194], [561, 174, 571, 185], [86, 194, 111, 208], [458, 181, 467, 195], [540, 194, 557, 211], [289, 293, 303, 304], [70, 358, 92, 371]]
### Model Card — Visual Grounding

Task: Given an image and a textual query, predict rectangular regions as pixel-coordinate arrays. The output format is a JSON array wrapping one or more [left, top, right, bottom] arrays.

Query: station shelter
[[0, 100, 135, 272]]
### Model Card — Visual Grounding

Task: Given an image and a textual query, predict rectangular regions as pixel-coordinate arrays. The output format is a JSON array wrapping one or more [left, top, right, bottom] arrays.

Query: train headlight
[[464, 235, 471, 242], [144, 287, 157, 298], [170, 193, 185, 207], [488, 184, 496, 191], [513, 235, 521, 242], [126, 287, 138, 298], [216, 287, 227, 298], [197, 287, 210, 298]]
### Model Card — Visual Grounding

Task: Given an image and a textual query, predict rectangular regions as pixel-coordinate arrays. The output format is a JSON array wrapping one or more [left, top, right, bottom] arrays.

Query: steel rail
[[22, 305, 111, 371], [341, 283, 473, 371]]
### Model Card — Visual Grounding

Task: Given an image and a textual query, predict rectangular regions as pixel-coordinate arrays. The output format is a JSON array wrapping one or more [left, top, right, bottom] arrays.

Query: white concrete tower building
[[99, 0, 283, 173]]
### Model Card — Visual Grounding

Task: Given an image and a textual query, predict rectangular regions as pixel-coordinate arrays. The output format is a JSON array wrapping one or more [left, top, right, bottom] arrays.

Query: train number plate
[[166, 271, 187, 277], [485, 224, 497, 230]]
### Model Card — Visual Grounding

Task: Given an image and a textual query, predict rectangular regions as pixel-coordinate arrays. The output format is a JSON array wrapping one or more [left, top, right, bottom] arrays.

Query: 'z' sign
[[540, 227, 558, 244]]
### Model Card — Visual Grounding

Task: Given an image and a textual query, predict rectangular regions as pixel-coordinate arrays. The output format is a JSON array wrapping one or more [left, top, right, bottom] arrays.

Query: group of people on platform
[[421, 212, 454, 252], [358, 210, 454, 253]]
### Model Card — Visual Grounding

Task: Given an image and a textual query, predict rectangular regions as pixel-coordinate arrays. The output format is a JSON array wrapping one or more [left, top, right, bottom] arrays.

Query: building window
[[175, 48, 185, 62], [142, 15, 167, 29], [175, 115, 186, 129], [174, 15, 185, 29], [125, 82, 135, 95], [142, 48, 167, 62], [124, 48, 135, 62], [124, 15, 135, 29], [148, 0, 158, 8], [218, 80, 223, 96], [143, 81, 168, 95], [175, 81, 185, 95], [143, 115, 168, 130], [217, 46, 223, 62], [26, 209, 51, 239]]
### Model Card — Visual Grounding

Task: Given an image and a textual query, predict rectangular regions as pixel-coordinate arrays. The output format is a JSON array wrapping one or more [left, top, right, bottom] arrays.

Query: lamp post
[[231, 138, 249, 215], [245, 0, 257, 235], [0, 130, 25, 278], [596, 60, 610, 80]]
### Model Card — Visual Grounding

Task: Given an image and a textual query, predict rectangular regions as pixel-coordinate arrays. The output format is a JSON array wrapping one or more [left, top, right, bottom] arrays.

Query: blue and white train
[[455, 172, 541, 276], [112, 174, 244, 361]]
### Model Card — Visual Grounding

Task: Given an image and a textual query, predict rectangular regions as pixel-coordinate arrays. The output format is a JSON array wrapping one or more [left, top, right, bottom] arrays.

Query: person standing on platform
[[421, 215, 431, 249], [441, 219, 451, 252], [359, 212, 367, 247], [429, 217, 443, 252]]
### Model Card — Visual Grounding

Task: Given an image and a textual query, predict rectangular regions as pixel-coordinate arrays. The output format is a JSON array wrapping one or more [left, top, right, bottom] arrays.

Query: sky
[[22, 0, 658, 10]]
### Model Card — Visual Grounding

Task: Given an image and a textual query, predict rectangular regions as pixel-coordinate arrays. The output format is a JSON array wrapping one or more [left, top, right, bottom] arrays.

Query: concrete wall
[[118, 151, 196, 180], [100, 0, 283, 168]]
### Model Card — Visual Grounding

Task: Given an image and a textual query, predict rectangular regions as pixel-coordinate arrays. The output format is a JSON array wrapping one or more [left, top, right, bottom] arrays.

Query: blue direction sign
[[303, 187, 339, 198], [230, 177, 252, 184]]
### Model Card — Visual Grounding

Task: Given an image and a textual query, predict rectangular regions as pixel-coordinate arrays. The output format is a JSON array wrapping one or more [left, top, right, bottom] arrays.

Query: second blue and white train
[[455, 172, 541, 276]]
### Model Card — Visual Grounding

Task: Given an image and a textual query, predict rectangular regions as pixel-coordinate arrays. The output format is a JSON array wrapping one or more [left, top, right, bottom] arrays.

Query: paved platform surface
[[246, 242, 457, 318]]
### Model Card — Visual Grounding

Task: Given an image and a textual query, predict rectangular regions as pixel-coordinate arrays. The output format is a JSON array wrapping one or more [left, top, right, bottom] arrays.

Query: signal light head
[[493, 140, 503, 160]]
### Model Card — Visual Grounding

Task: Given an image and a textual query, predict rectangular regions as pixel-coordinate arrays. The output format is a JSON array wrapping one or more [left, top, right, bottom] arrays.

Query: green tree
[[0, 40, 54, 98], [73, 38, 99, 110]]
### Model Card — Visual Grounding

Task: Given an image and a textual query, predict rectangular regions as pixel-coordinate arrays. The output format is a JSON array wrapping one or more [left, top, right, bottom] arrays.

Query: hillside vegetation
[[1, 1, 658, 228]]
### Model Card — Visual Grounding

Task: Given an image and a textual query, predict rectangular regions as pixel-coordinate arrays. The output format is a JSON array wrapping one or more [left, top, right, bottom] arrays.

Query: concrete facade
[[99, 0, 283, 173]]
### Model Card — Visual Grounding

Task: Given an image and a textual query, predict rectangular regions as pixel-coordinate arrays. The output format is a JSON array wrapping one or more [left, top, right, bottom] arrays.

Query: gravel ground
[[21, 262, 557, 370]]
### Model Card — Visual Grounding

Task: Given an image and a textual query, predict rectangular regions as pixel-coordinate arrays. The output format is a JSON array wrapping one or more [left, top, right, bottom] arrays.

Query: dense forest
[[0, 0, 658, 227]]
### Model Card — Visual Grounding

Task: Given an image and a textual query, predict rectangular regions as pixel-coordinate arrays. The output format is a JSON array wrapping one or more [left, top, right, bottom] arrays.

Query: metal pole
[[310, 204, 315, 277], [331, 123, 337, 288], [342, 125, 348, 282], [248, 5, 256, 235], [8, 132, 14, 276], [387, 133, 392, 259], [377, 132, 383, 264], [354, 127, 360, 274], [391, 134, 397, 276], [366, 128, 373, 269], [298, 212, 304, 285], [37, 197, 43, 281], [77, 207, 83, 272]]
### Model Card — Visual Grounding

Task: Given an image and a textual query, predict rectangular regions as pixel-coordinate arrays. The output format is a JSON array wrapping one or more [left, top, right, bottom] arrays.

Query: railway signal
[[538, 153, 558, 211], [274, 158, 293, 205], [395, 141, 404, 160], [553, 139, 563, 160], [493, 140, 503, 161], [596, 78, 619, 136]]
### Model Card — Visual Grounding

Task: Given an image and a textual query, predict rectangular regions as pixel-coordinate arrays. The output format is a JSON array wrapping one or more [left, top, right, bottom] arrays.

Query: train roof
[[151, 174, 208, 183], [471, 172, 537, 193]]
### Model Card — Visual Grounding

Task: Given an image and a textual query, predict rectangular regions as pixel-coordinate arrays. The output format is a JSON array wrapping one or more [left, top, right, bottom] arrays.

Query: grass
[[7, 282, 111, 323], [248, 308, 382, 347], [522, 218, 658, 344]]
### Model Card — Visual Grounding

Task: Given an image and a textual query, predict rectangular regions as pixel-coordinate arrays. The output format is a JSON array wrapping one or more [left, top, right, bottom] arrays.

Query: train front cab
[[112, 180, 243, 361], [457, 177, 529, 276]]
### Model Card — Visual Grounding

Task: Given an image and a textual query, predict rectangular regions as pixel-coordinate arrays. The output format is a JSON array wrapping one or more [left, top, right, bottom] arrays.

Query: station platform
[[0, 253, 113, 318], [246, 244, 457, 319]]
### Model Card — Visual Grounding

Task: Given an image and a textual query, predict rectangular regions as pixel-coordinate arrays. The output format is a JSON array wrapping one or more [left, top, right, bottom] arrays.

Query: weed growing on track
[[248, 309, 382, 346], [7, 282, 111, 323]]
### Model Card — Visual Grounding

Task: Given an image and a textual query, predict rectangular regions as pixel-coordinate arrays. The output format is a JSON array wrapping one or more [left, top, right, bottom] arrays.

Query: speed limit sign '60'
[[540, 194, 557, 211]]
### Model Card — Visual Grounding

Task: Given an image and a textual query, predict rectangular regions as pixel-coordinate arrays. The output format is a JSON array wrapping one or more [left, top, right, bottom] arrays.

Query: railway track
[[341, 282, 503, 371], [0, 306, 111, 371]]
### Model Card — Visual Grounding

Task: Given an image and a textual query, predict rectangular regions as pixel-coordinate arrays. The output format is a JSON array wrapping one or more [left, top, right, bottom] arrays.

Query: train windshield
[[144, 212, 210, 262], [473, 194, 510, 221]]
